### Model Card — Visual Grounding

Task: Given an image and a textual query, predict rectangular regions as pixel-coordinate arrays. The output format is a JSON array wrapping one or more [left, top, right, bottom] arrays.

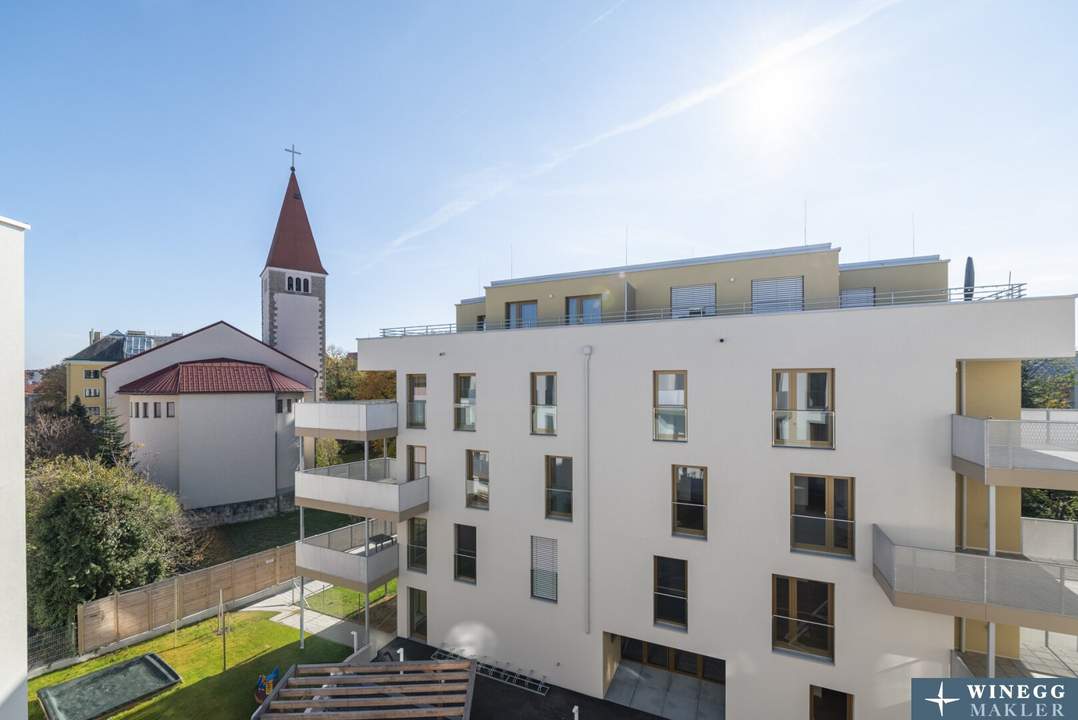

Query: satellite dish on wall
[[964, 257, 975, 301]]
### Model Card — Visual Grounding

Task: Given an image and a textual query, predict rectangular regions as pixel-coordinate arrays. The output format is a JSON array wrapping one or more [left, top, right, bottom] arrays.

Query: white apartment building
[[290, 243, 1078, 719]]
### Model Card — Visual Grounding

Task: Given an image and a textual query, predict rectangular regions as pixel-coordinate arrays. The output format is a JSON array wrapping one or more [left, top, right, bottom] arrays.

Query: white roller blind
[[671, 284, 716, 318], [530, 536, 558, 602], [751, 276, 804, 314], [840, 287, 875, 308]]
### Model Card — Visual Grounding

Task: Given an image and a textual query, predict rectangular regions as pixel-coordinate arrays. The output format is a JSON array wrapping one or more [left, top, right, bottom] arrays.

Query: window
[[87, 406, 100, 417], [83, 369, 100, 380], [654, 556, 688, 628], [475, 314, 486, 331], [566, 295, 602, 324], [406, 374, 427, 428], [408, 587, 427, 641], [505, 300, 538, 329], [84, 387, 100, 398], [142, 402, 149, 418], [153, 402, 161, 418], [302, 278, 309, 293], [619, 636, 724, 683], [772, 575, 834, 661], [454, 524, 477, 583], [287, 276, 294, 291], [465, 450, 489, 509], [672, 465, 707, 538], [407, 517, 427, 573], [286, 398, 293, 413], [810, 686, 853, 720], [453, 373, 476, 431], [545, 456, 572, 520], [773, 369, 834, 448], [276, 399, 283, 414], [133, 402, 140, 418], [791, 475, 854, 557], [653, 371, 687, 441], [839, 287, 874, 308], [166, 402, 175, 418], [408, 445, 427, 481], [531, 372, 556, 434], [671, 284, 716, 318], [752, 276, 804, 314], [530, 536, 558, 602]]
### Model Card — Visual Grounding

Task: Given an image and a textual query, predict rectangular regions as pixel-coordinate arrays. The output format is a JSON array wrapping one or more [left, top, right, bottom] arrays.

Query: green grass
[[28, 611, 348, 720], [198, 509, 354, 568], [306, 579, 397, 621]]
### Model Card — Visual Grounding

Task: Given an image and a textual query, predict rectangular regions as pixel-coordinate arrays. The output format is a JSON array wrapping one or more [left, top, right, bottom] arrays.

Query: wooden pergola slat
[[278, 682, 470, 698], [271, 695, 466, 710], [263, 709, 465, 719], [288, 671, 471, 686]]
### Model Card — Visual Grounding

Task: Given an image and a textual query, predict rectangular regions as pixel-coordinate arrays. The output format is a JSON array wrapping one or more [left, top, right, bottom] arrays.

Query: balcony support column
[[364, 440, 369, 481], [364, 518, 371, 658], [299, 506, 305, 650], [987, 484, 997, 677]]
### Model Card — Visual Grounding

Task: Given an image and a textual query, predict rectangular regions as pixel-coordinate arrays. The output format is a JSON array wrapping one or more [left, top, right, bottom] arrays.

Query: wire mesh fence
[[28, 623, 78, 671]]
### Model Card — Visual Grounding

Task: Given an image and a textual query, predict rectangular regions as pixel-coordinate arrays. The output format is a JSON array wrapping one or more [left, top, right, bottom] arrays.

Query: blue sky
[[5, 1, 1077, 367]]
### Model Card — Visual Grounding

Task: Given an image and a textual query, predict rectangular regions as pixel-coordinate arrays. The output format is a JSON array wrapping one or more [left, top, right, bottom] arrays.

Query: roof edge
[[0, 215, 31, 231], [839, 255, 947, 271]]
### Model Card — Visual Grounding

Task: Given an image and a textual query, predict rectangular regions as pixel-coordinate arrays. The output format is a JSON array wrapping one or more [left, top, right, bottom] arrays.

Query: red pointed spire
[[263, 170, 327, 275]]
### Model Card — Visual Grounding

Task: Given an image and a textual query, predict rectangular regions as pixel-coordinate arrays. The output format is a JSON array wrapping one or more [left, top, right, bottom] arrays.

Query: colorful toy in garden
[[255, 666, 280, 704]]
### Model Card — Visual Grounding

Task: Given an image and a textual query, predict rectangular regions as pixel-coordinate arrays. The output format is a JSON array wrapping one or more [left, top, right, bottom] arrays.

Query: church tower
[[261, 167, 327, 396]]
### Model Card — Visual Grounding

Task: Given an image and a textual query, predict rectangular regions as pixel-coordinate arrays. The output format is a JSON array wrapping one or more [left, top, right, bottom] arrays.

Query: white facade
[[0, 216, 29, 720], [354, 294, 1075, 719]]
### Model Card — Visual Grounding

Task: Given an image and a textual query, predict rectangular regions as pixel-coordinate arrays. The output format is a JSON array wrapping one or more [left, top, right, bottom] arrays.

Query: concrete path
[[606, 660, 725, 719]]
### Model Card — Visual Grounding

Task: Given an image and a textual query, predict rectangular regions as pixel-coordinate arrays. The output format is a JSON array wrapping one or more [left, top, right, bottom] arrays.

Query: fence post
[[274, 545, 281, 585], [76, 603, 86, 656], [173, 576, 180, 649], [145, 588, 152, 634], [112, 590, 120, 644]]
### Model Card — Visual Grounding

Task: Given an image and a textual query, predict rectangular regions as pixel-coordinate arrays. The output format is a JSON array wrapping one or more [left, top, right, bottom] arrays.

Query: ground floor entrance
[[603, 633, 725, 719]]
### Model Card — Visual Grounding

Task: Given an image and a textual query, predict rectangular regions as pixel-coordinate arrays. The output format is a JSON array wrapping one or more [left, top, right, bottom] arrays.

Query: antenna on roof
[[509, 243, 513, 279], [803, 200, 807, 246], [624, 226, 629, 266], [867, 229, 872, 260], [911, 212, 916, 255]]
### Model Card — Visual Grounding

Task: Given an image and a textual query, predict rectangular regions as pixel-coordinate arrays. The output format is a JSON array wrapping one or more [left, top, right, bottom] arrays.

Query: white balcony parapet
[[295, 522, 400, 592], [295, 458, 428, 521], [952, 414, 1078, 490], [294, 400, 398, 440], [872, 524, 1078, 634]]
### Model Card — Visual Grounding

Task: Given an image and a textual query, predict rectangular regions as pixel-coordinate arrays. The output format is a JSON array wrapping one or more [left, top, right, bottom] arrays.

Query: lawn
[[198, 508, 355, 568], [28, 611, 348, 720], [306, 579, 398, 621]]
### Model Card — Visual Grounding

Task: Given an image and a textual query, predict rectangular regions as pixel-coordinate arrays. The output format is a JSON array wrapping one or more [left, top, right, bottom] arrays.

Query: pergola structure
[[252, 658, 476, 719]]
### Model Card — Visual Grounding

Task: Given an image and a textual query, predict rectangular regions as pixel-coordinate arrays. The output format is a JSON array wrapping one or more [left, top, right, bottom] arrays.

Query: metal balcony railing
[[378, 283, 1026, 337], [952, 415, 1078, 475], [295, 458, 429, 518]]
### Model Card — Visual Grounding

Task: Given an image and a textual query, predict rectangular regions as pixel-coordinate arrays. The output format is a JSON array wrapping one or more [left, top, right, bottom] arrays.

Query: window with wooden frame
[[672, 465, 707, 538], [654, 556, 688, 629], [505, 300, 538, 329], [619, 637, 725, 683], [531, 372, 557, 435], [790, 474, 854, 557], [653, 371, 687, 442], [772, 574, 834, 661], [408, 445, 427, 482], [544, 455, 573, 520], [407, 517, 427, 573], [465, 449, 490, 509], [453, 373, 476, 431], [810, 685, 853, 720], [408, 587, 427, 641], [530, 536, 558, 602], [406, 374, 427, 428], [773, 369, 834, 448], [565, 294, 602, 324], [454, 524, 477, 583]]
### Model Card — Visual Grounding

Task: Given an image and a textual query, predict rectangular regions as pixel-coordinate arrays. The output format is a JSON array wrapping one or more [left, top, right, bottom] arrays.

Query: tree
[[315, 438, 342, 468], [324, 345, 395, 401], [33, 364, 68, 416], [94, 408, 133, 467], [1023, 488, 1078, 521], [1022, 357, 1076, 409], [25, 413, 97, 464], [25, 457, 195, 628]]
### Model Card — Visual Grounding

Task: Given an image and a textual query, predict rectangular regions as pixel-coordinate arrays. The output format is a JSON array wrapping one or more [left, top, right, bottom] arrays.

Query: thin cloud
[[386, 0, 901, 253]]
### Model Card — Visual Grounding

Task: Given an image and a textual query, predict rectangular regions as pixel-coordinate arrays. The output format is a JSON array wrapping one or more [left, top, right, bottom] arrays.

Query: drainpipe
[[582, 345, 593, 634], [988, 484, 997, 678]]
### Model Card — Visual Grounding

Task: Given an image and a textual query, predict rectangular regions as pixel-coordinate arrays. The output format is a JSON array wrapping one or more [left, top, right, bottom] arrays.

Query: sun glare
[[736, 61, 823, 155]]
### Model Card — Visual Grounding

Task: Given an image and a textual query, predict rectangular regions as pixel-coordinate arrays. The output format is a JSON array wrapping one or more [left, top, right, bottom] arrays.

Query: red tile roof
[[263, 170, 327, 275], [117, 359, 310, 395]]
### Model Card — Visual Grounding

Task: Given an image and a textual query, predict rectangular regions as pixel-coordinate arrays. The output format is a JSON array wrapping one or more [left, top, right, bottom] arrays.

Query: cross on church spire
[[283, 144, 302, 172]]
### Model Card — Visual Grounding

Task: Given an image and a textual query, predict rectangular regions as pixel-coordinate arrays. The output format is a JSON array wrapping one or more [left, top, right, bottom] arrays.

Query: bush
[[26, 457, 197, 628]]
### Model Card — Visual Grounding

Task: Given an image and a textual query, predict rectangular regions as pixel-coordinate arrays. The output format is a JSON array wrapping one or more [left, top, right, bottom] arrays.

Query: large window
[[810, 686, 853, 720], [545, 456, 573, 520], [791, 475, 854, 557], [465, 450, 490, 509], [565, 294, 602, 324], [619, 636, 724, 683], [505, 300, 538, 329], [453, 373, 476, 431], [672, 465, 707, 538], [773, 369, 834, 448], [654, 556, 688, 628], [408, 587, 427, 641], [454, 524, 477, 583], [531, 372, 557, 435], [653, 371, 687, 441], [407, 517, 427, 573], [408, 445, 427, 482], [772, 575, 834, 661], [406, 374, 426, 428], [530, 536, 558, 602]]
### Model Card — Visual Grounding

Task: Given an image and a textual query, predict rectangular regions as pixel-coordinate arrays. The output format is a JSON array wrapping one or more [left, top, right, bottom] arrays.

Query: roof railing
[[378, 283, 1026, 338]]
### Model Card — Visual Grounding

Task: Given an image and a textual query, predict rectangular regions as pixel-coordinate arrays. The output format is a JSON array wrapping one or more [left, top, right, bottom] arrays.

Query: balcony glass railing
[[773, 410, 834, 449], [407, 400, 426, 428], [545, 488, 572, 520], [407, 544, 427, 573], [772, 615, 835, 661], [531, 405, 557, 435], [654, 407, 687, 442], [465, 479, 489, 510], [454, 403, 476, 431], [790, 515, 854, 557]]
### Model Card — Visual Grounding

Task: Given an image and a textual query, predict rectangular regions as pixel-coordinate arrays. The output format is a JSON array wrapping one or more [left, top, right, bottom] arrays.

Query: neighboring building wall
[[65, 360, 110, 414], [127, 394, 180, 493], [0, 216, 29, 720], [275, 393, 301, 494], [358, 294, 1074, 720], [838, 258, 950, 296]]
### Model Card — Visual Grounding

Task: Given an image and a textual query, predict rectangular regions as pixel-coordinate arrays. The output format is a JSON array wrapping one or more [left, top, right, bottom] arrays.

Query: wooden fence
[[76, 543, 296, 655]]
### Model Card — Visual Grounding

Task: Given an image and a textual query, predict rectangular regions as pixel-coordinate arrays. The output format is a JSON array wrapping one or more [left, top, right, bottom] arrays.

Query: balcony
[[294, 400, 398, 441], [952, 414, 1078, 491], [295, 522, 399, 593], [872, 525, 1078, 635], [294, 458, 429, 521]]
